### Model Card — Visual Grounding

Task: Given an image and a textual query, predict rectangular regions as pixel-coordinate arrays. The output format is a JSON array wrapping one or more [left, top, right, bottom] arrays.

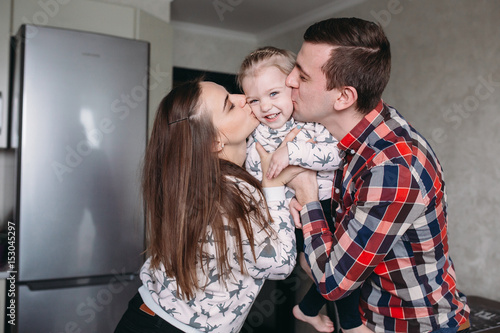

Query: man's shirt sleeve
[[301, 163, 427, 301]]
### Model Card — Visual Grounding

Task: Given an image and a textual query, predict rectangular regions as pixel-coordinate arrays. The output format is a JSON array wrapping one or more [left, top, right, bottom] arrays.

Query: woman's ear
[[212, 140, 225, 152], [333, 86, 358, 111]]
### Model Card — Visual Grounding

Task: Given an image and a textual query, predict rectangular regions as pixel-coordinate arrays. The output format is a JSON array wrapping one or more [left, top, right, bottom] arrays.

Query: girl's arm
[[287, 122, 342, 172]]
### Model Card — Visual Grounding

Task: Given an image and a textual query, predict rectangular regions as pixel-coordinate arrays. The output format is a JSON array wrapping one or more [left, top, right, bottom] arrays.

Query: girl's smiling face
[[242, 66, 293, 129]]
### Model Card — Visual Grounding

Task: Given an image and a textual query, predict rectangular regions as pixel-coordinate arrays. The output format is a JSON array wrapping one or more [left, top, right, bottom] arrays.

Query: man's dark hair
[[304, 17, 391, 114]]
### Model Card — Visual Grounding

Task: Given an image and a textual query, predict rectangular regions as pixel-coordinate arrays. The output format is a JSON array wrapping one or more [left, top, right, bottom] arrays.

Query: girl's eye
[[248, 99, 258, 105], [270, 91, 278, 97]]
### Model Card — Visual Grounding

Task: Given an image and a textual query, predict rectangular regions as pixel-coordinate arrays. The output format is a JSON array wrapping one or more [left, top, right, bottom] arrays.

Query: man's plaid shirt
[[300, 101, 469, 332]]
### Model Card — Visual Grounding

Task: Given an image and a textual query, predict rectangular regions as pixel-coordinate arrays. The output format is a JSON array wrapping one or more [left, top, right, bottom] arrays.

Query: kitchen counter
[[468, 295, 500, 332]]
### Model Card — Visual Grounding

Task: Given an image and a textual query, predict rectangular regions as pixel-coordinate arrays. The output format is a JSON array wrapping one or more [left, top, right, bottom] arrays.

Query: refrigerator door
[[18, 276, 140, 333], [0, 92, 3, 145], [15, 25, 148, 282]]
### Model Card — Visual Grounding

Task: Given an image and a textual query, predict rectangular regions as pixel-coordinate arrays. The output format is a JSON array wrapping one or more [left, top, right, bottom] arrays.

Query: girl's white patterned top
[[246, 118, 341, 201]]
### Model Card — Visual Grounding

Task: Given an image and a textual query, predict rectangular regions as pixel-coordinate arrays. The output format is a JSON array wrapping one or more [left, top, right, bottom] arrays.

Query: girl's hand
[[255, 141, 304, 188], [267, 145, 289, 179], [266, 125, 303, 179]]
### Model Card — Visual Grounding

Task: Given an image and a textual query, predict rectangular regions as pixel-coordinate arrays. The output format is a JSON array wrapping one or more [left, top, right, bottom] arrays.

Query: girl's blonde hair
[[237, 46, 296, 89]]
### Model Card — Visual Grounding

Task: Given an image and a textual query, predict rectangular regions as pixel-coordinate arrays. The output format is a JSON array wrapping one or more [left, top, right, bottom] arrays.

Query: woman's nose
[[234, 94, 247, 108]]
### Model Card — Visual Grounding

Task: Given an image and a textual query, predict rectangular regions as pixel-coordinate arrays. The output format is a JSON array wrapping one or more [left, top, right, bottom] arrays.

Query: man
[[286, 17, 470, 333]]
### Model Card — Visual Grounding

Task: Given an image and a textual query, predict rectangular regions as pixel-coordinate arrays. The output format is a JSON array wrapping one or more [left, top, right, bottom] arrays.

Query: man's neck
[[322, 106, 364, 142]]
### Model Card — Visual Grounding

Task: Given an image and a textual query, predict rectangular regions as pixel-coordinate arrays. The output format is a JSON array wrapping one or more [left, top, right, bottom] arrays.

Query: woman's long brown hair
[[142, 80, 272, 300]]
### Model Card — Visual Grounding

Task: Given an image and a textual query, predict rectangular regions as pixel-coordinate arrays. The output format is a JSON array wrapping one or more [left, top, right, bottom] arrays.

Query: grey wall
[[262, 0, 500, 301], [379, 0, 500, 301]]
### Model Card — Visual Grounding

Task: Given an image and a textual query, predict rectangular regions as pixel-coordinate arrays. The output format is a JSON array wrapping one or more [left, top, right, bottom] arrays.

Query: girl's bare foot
[[293, 305, 334, 332]]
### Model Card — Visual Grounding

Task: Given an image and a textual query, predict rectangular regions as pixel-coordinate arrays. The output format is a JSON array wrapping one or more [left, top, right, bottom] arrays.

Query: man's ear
[[334, 86, 358, 111]]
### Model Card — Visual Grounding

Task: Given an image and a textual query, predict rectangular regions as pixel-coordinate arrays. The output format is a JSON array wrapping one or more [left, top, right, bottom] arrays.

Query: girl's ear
[[333, 86, 358, 111]]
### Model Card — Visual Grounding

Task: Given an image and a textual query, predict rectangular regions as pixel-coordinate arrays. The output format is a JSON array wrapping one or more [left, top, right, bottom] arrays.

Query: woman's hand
[[255, 141, 304, 187], [289, 198, 303, 229]]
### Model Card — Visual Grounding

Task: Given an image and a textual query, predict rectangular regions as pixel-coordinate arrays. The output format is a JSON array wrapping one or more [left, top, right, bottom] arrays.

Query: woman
[[115, 80, 299, 332]]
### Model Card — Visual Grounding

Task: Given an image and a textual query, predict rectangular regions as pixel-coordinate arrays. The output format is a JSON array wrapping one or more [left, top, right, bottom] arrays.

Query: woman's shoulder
[[224, 175, 263, 199], [225, 174, 256, 189]]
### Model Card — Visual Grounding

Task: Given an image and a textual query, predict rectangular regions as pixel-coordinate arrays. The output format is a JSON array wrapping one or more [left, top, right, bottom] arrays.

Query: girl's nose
[[261, 101, 272, 112]]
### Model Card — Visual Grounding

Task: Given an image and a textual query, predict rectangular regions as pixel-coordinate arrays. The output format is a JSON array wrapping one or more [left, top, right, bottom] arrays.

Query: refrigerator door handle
[[25, 274, 138, 291]]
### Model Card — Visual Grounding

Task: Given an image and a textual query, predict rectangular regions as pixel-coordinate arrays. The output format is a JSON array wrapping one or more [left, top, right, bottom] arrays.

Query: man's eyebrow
[[295, 63, 310, 78]]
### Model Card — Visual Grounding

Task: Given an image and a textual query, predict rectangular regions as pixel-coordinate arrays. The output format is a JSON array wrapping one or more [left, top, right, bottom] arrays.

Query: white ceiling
[[95, 0, 367, 41], [171, 0, 366, 38]]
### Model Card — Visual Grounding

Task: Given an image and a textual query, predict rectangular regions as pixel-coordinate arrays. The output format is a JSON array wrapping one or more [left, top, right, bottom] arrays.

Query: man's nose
[[286, 67, 299, 88]]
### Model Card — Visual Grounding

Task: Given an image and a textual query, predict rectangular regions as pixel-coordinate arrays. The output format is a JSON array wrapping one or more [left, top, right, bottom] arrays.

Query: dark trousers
[[296, 199, 363, 330], [114, 292, 185, 333], [299, 282, 363, 330]]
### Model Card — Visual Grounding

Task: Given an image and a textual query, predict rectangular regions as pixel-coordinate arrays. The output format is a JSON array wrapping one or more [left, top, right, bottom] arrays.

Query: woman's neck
[[218, 141, 247, 167]]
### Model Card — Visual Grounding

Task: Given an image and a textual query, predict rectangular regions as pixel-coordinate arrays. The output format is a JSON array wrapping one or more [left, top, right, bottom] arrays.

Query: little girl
[[238, 46, 364, 333]]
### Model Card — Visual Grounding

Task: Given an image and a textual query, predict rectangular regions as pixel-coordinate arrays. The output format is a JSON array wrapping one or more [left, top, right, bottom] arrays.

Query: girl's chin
[[266, 121, 287, 129], [260, 117, 286, 129]]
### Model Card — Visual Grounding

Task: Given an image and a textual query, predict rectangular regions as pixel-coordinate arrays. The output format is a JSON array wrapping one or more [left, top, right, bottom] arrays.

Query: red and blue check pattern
[[300, 101, 469, 333]]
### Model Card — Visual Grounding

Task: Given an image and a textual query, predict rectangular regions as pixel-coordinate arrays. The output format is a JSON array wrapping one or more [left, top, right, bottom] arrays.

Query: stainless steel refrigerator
[[9, 25, 148, 332]]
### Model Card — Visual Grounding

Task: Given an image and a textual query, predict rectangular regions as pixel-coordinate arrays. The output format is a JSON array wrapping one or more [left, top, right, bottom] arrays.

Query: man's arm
[[292, 164, 427, 301], [287, 170, 319, 228]]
